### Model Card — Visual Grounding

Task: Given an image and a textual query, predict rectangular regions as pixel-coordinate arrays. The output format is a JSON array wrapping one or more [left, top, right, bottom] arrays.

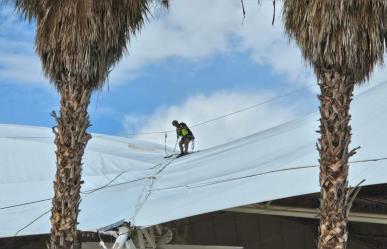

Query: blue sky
[[1, 0, 385, 149]]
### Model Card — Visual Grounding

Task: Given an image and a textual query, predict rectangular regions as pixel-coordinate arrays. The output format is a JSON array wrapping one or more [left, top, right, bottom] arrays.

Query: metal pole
[[164, 132, 167, 155]]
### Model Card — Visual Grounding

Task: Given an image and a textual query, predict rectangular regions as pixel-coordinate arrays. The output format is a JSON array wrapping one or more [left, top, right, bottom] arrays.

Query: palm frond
[[2, 0, 43, 21], [283, 0, 387, 83], [160, 0, 169, 8], [10, 0, 168, 90]]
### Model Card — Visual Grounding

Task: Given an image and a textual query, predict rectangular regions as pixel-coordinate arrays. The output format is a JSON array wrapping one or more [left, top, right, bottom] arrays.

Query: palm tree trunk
[[49, 81, 92, 249], [317, 71, 357, 249]]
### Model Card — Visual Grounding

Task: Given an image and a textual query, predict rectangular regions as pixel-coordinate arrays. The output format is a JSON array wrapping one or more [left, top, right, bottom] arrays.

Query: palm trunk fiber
[[317, 71, 357, 249], [49, 82, 92, 249]]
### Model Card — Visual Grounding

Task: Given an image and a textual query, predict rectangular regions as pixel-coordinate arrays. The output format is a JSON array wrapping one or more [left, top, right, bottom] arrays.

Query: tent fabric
[[1, 82, 387, 237]]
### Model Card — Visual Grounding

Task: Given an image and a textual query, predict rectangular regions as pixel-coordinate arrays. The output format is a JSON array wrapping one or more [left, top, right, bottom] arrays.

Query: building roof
[[1, 82, 387, 238]]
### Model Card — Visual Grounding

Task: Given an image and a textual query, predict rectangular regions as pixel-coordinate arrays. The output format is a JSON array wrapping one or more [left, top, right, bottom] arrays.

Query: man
[[172, 120, 195, 156]]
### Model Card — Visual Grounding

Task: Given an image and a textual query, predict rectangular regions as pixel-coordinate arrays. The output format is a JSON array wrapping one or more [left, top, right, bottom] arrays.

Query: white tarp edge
[[1, 82, 387, 237]]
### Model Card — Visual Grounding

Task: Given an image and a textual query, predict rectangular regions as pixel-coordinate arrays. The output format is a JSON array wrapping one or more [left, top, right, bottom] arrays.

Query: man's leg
[[179, 139, 184, 154], [183, 139, 189, 154]]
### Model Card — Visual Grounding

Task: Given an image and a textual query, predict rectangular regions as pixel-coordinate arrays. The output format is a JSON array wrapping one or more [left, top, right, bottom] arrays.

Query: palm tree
[[283, 1, 387, 248], [6, 1, 168, 248]]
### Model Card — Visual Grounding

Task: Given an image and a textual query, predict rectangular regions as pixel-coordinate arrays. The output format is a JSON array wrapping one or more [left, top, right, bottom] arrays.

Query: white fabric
[[1, 82, 387, 237]]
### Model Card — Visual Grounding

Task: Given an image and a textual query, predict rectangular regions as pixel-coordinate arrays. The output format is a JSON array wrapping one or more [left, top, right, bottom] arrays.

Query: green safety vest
[[180, 128, 189, 136]]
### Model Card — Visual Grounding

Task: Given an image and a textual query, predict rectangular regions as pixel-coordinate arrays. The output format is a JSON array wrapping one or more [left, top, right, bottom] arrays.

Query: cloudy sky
[[1, 0, 386, 150]]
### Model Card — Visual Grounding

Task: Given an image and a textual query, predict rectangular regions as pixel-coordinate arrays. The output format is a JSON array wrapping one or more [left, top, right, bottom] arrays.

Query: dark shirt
[[176, 122, 194, 138]]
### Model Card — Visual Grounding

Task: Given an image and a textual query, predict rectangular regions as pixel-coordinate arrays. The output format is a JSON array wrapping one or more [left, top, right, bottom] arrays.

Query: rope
[[125, 84, 316, 136], [149, 156, 387, 192], [14, 210, 50, 236], [2, 154, 387, 246], [0, 198, 51, 210], [2, 156, 176, 245], [80, 172, 126, 195], [2, 155, 387, 211], [130, 156, 177, 225], [3, 80, 387, 140], [0, 82, 312, 139], [164, 132, 168, 155]]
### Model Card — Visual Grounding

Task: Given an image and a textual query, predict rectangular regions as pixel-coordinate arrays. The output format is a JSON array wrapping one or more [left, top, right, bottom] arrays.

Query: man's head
[[172, 120, 179, 127]]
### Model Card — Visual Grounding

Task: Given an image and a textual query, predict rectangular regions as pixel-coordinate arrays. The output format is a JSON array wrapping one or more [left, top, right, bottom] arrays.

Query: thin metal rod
[[227, 205, 387, 225]]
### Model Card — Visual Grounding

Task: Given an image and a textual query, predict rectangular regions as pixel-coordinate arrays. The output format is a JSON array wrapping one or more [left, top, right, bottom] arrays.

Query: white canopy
[[1, 82, 387, 238]]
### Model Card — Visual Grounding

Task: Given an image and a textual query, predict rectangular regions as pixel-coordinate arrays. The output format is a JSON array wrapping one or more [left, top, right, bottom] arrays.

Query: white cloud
[[124, 89, 298, 150], [0, 51, 45, 85], [353, 58, 387, 95], [2, 0, 386, 91], [0, 6, 46, 87], [111, 0, 315, 86]]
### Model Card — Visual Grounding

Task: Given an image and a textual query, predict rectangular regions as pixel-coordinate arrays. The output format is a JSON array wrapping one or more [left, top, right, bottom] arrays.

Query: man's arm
[[186, 127, 194, 138]]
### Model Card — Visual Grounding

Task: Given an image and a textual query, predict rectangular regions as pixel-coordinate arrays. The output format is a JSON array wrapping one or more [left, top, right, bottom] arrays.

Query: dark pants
[[179, 135, 193, 153]]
